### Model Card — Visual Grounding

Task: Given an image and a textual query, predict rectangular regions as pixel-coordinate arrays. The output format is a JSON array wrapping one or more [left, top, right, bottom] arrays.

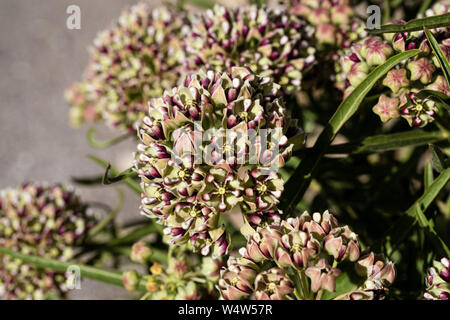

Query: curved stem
[[88, 188, 124, 238], [86, 127, 133, 149]]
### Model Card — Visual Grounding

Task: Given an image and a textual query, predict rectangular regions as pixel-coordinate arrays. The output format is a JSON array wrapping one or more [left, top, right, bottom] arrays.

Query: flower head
[[0, 183, 95, 300], [218, 210, 395, 300], [134, 68, 304, 256], [124, 248, 221, 300], [424, 257, 450, 300], [185, 5, 315, 94], [286, 0, 367, 90], [372, 95, 400, 123], [65, 4, 189, 131]]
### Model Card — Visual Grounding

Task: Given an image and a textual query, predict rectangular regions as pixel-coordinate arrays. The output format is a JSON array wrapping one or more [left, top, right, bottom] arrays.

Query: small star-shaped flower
[[407, 58, 435, 84], [372, 95, 400, 122], [316, 23, 336, 45], [425, 75, 450, 96], [361, 37, 393, 66], [382, 69, 409, 93]]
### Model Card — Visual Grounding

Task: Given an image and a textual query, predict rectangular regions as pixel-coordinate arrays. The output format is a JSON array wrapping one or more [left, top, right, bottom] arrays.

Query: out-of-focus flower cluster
[[123, 243, 222, 299], [0, 183, 95, 300], [339, 3, 450, 127], [65, 4, 188, 131], [218, 210, 396, 300], [185, 5, 315, 94], [285, 0, 367, 89], [134, 67, 304, 257], [424, 257, 449, 300]]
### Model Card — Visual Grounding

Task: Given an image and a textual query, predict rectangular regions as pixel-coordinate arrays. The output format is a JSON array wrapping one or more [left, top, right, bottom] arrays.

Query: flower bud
[[122, 271, 140, 292], [130, 241, 153, 264]]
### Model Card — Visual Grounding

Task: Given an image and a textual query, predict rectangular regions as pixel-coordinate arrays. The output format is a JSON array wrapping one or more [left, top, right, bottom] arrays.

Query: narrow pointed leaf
[[368, 12, 450, 34], [424, 28, 450, 87], [325, 130, 445, 154], [430, 144, 448, 173]]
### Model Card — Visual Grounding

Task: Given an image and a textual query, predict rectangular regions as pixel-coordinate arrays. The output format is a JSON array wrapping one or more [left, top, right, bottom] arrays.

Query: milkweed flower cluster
[[424, 257, 449, 300], [284, 0, 367, 89], [123, 247, 222, 300], [217, 210, 395, 300], [185, 5, 316, 94], [339, 3, 450, 127], [65, 4, 188, 131], [287, 0, 362, 48], [134, 67, 305, 257], [0, 183, 95, 300]]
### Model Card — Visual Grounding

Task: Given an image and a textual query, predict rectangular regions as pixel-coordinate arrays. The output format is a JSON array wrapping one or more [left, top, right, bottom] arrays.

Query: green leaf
[[280, 50, 421, 214], [102, 165, 138, 185], [326, 130, 445, 154], [418, 0, 433, 15], [424, 161, 434, 191], [321, 267, 361, 300], [368, 12, 450, 34], [86, 127, 132, 149], [408, 167, 450, 215], [88, 155, 141, 194], [386, 167, 450, 256], [424, 28, 450, 88], [414, 203, 429, 228], [0, 245, 149, 291], [430, 144, 448, 173]]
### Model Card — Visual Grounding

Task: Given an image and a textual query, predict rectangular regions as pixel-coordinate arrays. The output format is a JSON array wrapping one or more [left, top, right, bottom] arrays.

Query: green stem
[[383, 0, 391, 24], [299, 270, 311, 300], [418, 0, 433, 15], [0, 245, 131, 290], [88, 189, 124, 238], [107, 223, 161, 247], [87, 155, 141, 194], [86, 127, 132, 149]]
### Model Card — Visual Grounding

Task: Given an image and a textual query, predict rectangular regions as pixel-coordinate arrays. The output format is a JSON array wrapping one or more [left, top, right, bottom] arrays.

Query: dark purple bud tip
[[349, 53, 360, 63], [440, 291, 449, 300], [407, 42, 417, 50], [441, 268, 450, 282], [400, 107, 410, 115], [413, 117, 423, 126]]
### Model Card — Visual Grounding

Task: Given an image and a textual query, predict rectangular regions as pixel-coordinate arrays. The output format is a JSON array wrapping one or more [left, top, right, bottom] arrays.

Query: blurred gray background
[[0, 0, 166, 300]]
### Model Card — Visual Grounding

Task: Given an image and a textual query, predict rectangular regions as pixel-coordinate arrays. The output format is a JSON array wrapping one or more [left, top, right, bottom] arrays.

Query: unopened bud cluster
[[424, 257, 449, 300], [0, 183, 95, 299], [123, 246, 222, 299], [286, 0, 367, 88], [218, 210, 395, 300], [65, 4, 188, 131], [186, 5, 315, 94], [134, 67, 304, 257]]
